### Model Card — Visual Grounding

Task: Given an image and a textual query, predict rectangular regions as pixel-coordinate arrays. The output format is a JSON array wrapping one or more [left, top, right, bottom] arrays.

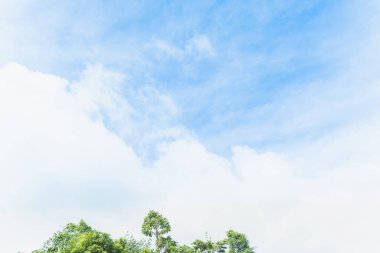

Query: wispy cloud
[[148, 34, 215, 60], [69, 63, 185, 161]]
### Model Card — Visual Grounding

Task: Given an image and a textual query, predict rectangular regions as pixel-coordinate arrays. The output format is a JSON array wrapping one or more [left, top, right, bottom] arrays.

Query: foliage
[[141, 210, 171, 253], [31, 211, 255, 253], [225, 230, 254, 253], [65, 230, 116, 253], [192, 239, 215, 253], [32, 219, 93, 253], [141, 210, 171, 240], [192, 238, 227, 253], [114, 234, 151, 253]]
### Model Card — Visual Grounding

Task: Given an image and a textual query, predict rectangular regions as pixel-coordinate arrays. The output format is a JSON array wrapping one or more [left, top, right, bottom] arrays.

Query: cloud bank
[[0, 62, 379, 253]]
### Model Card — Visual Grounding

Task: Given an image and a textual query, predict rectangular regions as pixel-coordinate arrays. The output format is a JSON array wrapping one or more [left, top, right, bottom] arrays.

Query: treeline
[[31, 210, 255, 253]]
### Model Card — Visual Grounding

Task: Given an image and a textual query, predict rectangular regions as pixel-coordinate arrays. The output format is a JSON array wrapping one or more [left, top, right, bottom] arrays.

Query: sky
[[0, 0, 380, 252]]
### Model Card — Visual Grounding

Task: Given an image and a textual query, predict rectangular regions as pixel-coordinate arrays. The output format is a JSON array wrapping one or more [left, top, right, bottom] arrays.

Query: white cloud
[[148, 35, 215, 60], [149, 39, 185, 59], [1, 62, 380, 253], [186, 35, 216, 57], [0, 63, 143, 252], [69, 63, 185, 160]]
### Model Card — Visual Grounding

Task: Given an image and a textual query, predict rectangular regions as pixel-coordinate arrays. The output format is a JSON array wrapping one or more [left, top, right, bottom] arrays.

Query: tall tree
[[141, 210, 171, 253]]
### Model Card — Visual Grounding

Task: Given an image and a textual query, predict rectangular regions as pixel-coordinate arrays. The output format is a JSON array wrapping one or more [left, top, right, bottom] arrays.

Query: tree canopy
[[31, 210, 255, 253], [141, 210, 171, 253]]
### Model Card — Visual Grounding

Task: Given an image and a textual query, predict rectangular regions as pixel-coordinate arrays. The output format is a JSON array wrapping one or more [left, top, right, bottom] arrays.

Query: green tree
[[192, 238, 226, 253], [176, 245, 194, 253], [66, 230, 116, 253], [141, 210, 171, 253], [157, 236, 177, 253], [31, 213, 256, 253], [31, 220, 120, 253], [32, 220, 93, 253], [192, 239, 213, 253], [225, 230, 254, 253], [192, 230, 254, 253], [114, 234, 152, 253]]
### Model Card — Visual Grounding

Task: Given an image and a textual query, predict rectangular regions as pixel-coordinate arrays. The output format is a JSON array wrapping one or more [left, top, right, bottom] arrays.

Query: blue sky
[[0, 1, 380, 253], [1, 0, 356, 153]]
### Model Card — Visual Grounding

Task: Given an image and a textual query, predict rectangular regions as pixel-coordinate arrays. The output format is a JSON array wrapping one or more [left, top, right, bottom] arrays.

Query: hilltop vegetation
[[31, 210, 255, 253]]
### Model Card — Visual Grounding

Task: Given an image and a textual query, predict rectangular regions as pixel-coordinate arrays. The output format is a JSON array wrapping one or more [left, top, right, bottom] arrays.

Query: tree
[[66, 230, 117, 253], [31, 220, 121, 253], [32, 220, 93, 253], [192, 230, 254, 253], [225, 230, 254, 253], [141, 210, 171, 253], [192, 239, 214, 253], [192, 238, 226, 253], [157, 236, 178, 253], [114, 234, 152, 253], [31, 213, 256, 253], [177, 245, 194, 253]]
